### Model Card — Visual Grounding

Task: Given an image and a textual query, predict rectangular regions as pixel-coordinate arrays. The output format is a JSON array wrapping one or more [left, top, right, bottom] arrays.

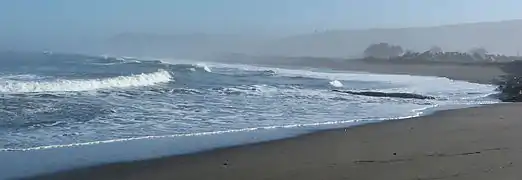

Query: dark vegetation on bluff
[[361, 42, 522, 102], [362, 43, 518, 63]]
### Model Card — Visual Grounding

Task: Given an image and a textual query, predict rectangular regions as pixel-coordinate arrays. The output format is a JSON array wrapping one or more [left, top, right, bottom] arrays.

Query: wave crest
[[0, 70, 172, 93], [329, 80, 343, 87], [195, 63, 212, 72]]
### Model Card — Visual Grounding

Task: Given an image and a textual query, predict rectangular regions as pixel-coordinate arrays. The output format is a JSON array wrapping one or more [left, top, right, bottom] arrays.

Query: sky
[[1, 0, 522, 51]]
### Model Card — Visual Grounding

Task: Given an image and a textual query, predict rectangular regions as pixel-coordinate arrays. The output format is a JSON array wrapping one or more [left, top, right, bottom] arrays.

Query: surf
[[0, 69, 172, 93]]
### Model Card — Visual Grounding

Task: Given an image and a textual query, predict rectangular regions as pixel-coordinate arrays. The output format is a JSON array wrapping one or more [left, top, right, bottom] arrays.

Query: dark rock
[[494, 75, 522, 102], [332, 90, 436, 100]]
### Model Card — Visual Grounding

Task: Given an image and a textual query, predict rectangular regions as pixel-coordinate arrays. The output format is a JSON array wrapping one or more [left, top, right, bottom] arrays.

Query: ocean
[[0, 52, 499, 179]]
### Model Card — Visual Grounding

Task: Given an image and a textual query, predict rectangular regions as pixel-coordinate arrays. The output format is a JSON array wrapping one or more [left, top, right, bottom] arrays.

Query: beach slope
[[31, 103, 521, 180]]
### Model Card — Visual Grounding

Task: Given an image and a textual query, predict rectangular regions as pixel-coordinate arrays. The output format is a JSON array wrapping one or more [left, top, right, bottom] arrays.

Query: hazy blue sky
[[1, 0, 522, 51], [2, 0, 522, 35]]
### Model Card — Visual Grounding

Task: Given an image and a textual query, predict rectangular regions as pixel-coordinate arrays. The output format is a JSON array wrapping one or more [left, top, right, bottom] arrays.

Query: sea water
[[0, 52, 499, 179]]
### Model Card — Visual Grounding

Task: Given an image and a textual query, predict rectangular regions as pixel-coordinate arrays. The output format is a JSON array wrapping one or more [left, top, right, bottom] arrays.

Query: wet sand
[[30, 103, 521, 180], [29, 62, 513, 180]]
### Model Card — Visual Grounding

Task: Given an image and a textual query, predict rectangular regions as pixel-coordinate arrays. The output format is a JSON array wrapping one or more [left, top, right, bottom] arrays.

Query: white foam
[[142, 58, 211, 73], [119, 60, 496, 102], [0, 116, 375, 152], [200, 62, 452, 83], [213, 84, 344, 101], [215, 84, 278, 96], [196, 63, 212, 72], [127, 60, 142, 63], [0, 107, 433, 153], [200, 62, 497, 99], [329, 80, 344, 87], [0, 70, 172, 93], [203, 66, 212, 72]]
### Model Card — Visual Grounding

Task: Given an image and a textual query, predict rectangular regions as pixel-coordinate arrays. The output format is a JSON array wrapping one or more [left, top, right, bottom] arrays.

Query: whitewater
[[0, 52, 499, 179], [0, 70, 172, 93]]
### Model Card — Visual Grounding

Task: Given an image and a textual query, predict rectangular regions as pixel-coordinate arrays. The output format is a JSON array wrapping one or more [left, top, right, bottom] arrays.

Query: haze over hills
[[105, 33, 276, 59], [107, 19, 522, 59], [263, 19, 522, 57]]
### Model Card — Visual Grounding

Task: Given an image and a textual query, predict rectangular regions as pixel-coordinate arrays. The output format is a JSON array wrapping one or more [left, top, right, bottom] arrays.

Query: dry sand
[[29, 63, 515, 180]]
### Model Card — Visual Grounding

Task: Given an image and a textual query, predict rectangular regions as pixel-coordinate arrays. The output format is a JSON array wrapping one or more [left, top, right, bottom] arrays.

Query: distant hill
[[260, 20, 522, 58], [106, 19, 522, 59]]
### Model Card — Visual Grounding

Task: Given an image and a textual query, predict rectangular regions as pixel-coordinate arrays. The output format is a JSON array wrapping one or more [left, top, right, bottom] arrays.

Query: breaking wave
[[329, 80, 344, 87], [195, 63, 212, 72], [0, 70, 172, 93]]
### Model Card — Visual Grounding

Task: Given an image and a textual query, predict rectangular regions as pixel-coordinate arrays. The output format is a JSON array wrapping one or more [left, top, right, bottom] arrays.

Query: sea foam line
[[0, 113, 429, 152], [199, 62, 498, 97], [0, 70, 172, 93]]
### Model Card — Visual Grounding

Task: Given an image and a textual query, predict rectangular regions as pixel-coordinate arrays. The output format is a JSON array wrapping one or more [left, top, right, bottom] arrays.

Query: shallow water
[[0, 52, 499, 179]]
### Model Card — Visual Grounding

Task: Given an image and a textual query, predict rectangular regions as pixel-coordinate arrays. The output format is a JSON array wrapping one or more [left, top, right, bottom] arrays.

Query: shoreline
[[215, 56, 506, 84], [305, 60, 505, 84], [13, 61, 508, 180], [28, 102, 516, 180], [6, 100, 465, 180], [1, 97, 496, 179]]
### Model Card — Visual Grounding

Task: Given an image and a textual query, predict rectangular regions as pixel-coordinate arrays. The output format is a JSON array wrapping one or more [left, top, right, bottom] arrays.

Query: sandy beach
[[28, 62, 513, 180], [248, 57, 506, 83], [30, 103, 520, 180], [338, 60, 506, 84]]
